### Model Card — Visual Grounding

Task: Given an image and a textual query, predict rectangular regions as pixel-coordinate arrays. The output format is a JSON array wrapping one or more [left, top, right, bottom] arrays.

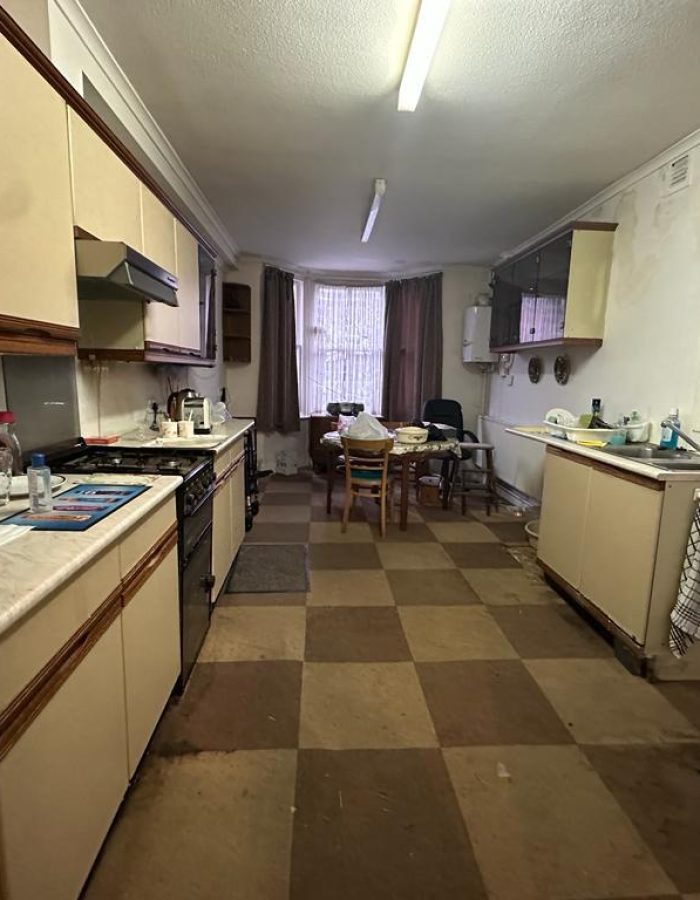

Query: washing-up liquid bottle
[[660, 408, 680, 450], [27, 453, 53, 513]]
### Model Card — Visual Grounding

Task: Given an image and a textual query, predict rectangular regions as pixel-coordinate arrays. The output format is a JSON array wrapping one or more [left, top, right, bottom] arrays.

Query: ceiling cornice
[[497, 126, 700, 266], [49, 0, 239, 264]]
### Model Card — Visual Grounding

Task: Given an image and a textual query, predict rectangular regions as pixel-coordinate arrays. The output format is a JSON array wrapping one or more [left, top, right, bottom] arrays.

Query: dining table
[[320, 431, 460, 530]]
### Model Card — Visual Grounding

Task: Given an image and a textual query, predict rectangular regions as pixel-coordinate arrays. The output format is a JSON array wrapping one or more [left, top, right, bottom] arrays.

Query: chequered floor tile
[[89, 473, 700, 899]]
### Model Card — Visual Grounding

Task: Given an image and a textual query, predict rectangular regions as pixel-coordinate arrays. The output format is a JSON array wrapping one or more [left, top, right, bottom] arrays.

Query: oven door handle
[[200, 573, 216, 592]]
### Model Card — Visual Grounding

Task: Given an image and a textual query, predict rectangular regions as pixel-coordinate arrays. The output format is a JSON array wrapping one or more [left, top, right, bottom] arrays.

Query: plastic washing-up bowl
[[524, 519, 539, 550]]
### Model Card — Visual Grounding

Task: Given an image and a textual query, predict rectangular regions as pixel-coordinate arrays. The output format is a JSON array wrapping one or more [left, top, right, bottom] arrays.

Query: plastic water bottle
[[660, 408, 680, 450], [27, 452, 53, 513]]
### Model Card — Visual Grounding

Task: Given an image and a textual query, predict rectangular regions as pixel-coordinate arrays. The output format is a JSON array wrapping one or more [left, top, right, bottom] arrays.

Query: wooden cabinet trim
[[0, 7, 216, 260], [546, 445, 665, 490], [214, 451, 245, 490], [0, 314, 79, 356], [491, 337, 602, 353], [0, 587, 121, 760], [121, 523, 178, 606]]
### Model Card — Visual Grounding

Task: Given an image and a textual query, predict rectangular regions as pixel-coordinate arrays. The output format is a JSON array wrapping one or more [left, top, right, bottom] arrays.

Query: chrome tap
[[660, 418, 700, 453]]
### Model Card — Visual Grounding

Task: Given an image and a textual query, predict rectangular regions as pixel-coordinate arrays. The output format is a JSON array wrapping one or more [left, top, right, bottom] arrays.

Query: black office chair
[[422, 399, 479, 457]]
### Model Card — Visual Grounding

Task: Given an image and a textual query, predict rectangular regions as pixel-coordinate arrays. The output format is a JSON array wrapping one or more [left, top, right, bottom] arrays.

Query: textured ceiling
[[80, 0, 700, 271]]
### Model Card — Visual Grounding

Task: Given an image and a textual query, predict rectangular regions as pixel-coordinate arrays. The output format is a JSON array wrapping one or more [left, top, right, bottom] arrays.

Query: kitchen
[[2, 2, 700, 899]]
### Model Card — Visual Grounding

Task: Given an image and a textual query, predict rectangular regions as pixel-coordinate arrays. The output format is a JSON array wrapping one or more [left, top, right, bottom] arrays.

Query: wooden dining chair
[[340, 436, 395, 537]]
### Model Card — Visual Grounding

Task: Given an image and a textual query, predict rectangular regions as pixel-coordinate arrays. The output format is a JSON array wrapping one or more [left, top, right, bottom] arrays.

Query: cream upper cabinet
[[580, 469, 663, 643], [175, 220, 201, 351], [68, 109, 142, 249], [538, 450, 592, 589], [0, 618, 128, 900], [142, 187, 179, 347], [0, 37, 78, 328]]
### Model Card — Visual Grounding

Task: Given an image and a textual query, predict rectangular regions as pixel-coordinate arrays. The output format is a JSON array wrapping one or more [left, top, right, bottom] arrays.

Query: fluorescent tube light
[[398, 0, 451, 112], [361, 178, 387, 243]]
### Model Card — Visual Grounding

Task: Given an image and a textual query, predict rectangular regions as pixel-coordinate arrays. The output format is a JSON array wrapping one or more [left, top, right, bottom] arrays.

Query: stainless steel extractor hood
[[75, 240, 179, 306]]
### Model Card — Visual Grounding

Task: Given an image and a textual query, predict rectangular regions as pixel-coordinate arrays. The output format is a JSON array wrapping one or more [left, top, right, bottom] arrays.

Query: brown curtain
[[256, 266, 300, 433], [382, 272, 442, 421]]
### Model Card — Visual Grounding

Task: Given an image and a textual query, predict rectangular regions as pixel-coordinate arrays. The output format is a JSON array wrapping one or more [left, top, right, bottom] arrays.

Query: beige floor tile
[[84, 751, 297, 900], [265, 480, 312, 494], [462, 568, 563, 606], [200, 607, 306, 661], [257, 505, 311, 523], [443, 745, 676, 900], [299, 662, 438, 749], [526, 658, 700, 744], [307, 570, 394, 606], [426, 521, 500, 543], [470, 508, 534, 524], [376, 542, 455, 570], [399, 606, 517, 661], [308, 521, 374, 543]]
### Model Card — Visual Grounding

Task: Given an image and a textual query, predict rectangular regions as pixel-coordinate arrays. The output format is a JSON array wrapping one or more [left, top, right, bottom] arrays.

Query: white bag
[[344, 412, 389, 441]]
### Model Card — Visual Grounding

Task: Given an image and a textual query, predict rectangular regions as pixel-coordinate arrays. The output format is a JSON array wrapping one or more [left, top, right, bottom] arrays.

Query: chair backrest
[[422, 399, 464, 440], [340, 436, 394, 483]]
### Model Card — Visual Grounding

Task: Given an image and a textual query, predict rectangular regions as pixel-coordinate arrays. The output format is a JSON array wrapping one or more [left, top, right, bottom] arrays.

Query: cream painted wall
[[487, 140, 700, 497], [2, 0, 51, 54]]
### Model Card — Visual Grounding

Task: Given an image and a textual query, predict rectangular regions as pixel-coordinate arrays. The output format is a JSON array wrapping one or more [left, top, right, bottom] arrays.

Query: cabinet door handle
[[200, 574, 216, 592]]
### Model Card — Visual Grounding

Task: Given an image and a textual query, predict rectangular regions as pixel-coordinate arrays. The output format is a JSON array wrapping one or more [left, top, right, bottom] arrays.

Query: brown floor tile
[[305, 607, 411, 662], [417, 505, 475, 522], [584, 743, 700, 894], [290, 749, 486, 900], [256, 505, 311, 523], [462, 568, 563, 605], [490, 604, 612, 658], [368, 522, 437, 541], [376, 541, 455, 570], [245, 522, 309, 542], [200, 607, 306, 661], [417, 659, 573, 746], [387, 569, 480, 605], [656, 682, 700, 730], [443, 542, 521, 568], [483, 520, 530, 543], [84, 751, 297, 900], [307, 570, 394, 606], [310, 502, 366, 521], [426, 521, 500, 543], [308, 521, 373, 542], [526, 659, 700, 744], [308, 542, 381, 570], [265, 479, 312, 493], [261, 492, 313, 506], [153, 661, 302, 752], [444, 745, 676, 900], [299, 662, 437, 749], [218, 591, 307, 606], [399, 606, 517, 661]]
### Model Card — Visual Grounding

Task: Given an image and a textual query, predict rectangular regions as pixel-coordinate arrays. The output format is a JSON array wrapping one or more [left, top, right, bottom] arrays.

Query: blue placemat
[[3, 483, 149, 531]]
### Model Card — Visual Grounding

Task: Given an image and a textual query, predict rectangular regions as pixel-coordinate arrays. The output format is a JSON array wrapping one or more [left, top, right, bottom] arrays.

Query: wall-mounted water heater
[[462, 306, 497, 363]]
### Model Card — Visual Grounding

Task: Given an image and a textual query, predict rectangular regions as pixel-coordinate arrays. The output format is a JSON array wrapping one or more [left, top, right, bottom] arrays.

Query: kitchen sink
[[600, 443, 700, 469]]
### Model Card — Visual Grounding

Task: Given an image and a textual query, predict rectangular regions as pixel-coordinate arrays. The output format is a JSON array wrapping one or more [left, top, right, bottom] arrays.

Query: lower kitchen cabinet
[[537, 445, 700, 676], [121, 541, 179, 776], [0, 618, 128, 900], [212, 442, 246, 600], [538, 449, 591, 590], [230, 450, 246, 556], [579, 468, 663, 642]]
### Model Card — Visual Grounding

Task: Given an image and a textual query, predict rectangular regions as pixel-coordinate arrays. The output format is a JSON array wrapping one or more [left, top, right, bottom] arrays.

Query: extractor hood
[[75, 240, 179, 307]]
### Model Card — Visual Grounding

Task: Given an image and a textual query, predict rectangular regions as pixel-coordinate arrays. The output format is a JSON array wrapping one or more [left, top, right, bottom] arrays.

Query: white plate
[[9, 475, 66, 499]]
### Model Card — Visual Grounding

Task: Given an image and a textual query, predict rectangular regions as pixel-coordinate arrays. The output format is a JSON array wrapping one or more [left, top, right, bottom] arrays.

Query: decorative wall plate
[[554, 354, 571, 385], [528, 356, 542, 384]]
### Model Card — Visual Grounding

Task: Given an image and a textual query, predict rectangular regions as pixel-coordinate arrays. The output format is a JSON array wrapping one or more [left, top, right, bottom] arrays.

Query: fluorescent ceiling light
[[398, 0, 451, 112], [361, 178, 387, 243]]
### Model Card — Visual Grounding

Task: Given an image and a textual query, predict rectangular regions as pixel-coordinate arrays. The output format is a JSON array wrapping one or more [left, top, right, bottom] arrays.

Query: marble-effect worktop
[[0, 473, 181, 638], [508, 426, 700, 482], [112, 417, 254, 455]]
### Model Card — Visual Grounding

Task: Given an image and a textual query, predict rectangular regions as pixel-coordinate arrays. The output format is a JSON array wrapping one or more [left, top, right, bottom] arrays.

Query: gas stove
[[52, 446, 209, 479]]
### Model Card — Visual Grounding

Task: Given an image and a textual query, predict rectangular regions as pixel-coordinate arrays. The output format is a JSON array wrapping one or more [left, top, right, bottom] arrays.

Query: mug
[[177, 420, 195, 439], [160, 419, 178, 438]]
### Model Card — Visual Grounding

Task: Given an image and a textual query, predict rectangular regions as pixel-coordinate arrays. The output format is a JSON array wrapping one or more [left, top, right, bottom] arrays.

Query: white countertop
[[111, 417, 254, 456], [0, 473, 181, 638], [507, 426, 700, 482]]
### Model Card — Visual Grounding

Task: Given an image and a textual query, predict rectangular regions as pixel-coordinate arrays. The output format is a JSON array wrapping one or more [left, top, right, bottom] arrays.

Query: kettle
[[167, 388, 196, 421]]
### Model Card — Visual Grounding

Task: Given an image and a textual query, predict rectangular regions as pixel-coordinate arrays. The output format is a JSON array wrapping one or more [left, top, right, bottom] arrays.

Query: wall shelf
[[222, 282, 251, 363]]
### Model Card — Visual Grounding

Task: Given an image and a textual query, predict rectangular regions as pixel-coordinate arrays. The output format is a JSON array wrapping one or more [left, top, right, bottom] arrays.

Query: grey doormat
[[226, 543, 309, 593]]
